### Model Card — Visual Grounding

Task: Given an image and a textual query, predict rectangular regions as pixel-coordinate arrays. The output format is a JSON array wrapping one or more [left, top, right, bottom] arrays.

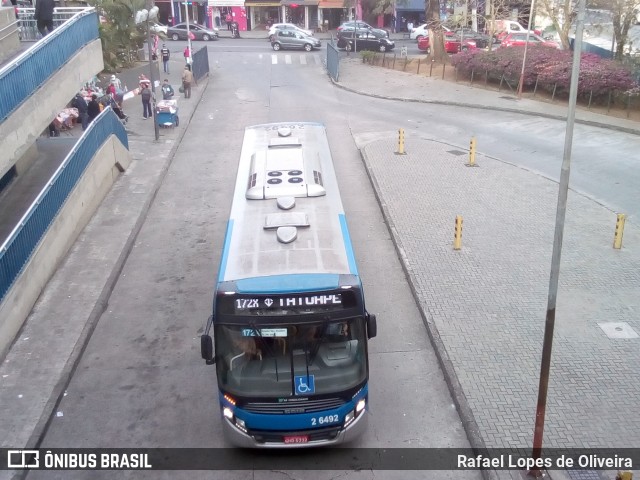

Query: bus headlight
[[235, 417, 247, 433], [344, 410, 355, 427], [355, 398, 366, 414], [223, 407, 234, 420]]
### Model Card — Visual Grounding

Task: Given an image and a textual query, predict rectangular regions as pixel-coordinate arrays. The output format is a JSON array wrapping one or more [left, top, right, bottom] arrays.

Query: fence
[[192, 46, 209, 82], [0, 8, 99, 123], [327, 42, 339, 81], [17, 7, 89, 41], [0, 108, 128, 304]]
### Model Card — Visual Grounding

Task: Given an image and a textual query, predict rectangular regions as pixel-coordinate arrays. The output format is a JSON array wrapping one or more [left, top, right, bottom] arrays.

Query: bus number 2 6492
[[311, 415, 339, 426]]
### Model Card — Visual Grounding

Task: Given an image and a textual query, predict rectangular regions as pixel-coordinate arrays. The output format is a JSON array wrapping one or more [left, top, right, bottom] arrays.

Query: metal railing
[[0, 8, 98, 123], [327, 42, 339, 81], [192, 45, 209, 82], [0, 108, 129, 304], [16, 7, 89, 41]]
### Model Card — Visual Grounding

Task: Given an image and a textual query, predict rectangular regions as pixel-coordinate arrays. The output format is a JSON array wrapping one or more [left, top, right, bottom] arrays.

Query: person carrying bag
[[181, 65, 194, 99]]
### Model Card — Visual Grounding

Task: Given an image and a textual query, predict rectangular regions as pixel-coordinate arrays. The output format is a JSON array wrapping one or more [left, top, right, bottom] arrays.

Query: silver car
[[271, 30, 321, 51]]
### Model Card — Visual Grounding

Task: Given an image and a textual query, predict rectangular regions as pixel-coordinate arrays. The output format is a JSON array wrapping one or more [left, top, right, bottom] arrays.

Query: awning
[[318, 0, 343, 8], [208, 0, 243, 6], [280, 0, 319, 6], [245, 1, 280, 5]]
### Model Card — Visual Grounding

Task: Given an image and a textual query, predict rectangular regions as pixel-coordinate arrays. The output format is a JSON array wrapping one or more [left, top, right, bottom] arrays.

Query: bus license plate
[[284, 435, 309, 444]]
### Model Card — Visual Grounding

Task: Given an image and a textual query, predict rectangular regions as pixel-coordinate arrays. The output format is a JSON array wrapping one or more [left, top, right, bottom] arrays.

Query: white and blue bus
[[201, 122, 377, 447]]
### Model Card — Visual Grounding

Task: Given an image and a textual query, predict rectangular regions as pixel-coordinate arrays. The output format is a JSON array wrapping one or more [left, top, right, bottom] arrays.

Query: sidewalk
[[335, 55, 640, 475], [0, 59, 209, 460]]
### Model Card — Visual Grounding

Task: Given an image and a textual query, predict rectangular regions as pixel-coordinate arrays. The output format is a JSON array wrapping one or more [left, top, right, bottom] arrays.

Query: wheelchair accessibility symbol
[[294, 375, 315, 395]]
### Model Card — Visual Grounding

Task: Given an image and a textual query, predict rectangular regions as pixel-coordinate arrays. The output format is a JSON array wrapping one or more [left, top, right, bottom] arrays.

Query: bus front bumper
[[222, 409, 369, 448]]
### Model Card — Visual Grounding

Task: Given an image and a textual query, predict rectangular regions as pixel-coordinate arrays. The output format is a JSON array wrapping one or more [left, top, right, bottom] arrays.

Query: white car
[[268, 23, 313, 41], [409, 23, 451, 40], [409, 24, 427, 40], [150, 23, 168, 35]]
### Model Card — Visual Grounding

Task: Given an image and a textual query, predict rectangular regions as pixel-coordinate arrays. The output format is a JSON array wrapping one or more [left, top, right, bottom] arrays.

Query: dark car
[[167, 22, 219, 41], [338, 30, 395, 52], [337, 21, 388, 38], [271, 30, 321, 51]]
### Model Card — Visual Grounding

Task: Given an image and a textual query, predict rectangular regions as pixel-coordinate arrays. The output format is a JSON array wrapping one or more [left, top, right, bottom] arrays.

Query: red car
[[418, 33, 478, 54], [499, 33, 560, 49]]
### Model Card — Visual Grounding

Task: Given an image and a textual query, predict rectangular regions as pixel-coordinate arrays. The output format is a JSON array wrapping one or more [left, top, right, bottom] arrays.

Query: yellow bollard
[[453, 215, 463, 250], [396, 128, 406, 155], [613, 213, 626, 249], [466, 136, 478, 167], [616, 471, 632, 480]]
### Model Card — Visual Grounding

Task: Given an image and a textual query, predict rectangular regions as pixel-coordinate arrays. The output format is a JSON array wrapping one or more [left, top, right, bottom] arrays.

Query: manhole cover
[[566, 469, 604, 480], [598, 322, 639, 339], [446, 150, 467, 156], [500, 95, 517, 101]]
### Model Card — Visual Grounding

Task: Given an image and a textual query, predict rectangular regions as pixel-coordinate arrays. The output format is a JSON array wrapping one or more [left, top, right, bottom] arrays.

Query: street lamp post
[[184, 1, 193, 64], [135, 6, 160, 141]]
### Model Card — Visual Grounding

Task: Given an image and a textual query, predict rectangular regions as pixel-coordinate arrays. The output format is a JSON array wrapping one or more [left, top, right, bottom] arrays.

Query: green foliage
[[360, 50, 377, 63], [90, 0, 147, 71]]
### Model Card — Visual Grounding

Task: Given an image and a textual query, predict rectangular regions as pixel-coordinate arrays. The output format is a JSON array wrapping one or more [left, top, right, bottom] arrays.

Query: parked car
[[339, 30, 395, 52], [268, 23, 313, 41], [499, 32, 560, 49], [167, 22, 219, 41], [337, 21, 388, 38], [271, 30, 321, 51], [417, 34, 478, 54], [149, 23, 168, 35], [409, 23, 430, 40]]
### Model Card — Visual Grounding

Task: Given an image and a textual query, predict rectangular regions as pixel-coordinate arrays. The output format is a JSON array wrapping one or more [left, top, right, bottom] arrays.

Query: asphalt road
[[28, 46, 483, 480]]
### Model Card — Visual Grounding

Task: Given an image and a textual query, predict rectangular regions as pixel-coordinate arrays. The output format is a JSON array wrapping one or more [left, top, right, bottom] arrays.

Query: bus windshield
[[215, 317, 367, 398]]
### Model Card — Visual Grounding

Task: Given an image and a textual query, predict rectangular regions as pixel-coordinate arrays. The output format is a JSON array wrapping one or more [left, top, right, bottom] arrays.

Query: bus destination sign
[[233, 293, 343, 313]]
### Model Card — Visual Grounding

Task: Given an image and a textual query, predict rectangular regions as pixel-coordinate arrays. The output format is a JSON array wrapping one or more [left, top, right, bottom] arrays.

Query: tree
[[537, 0, 640, 56], [536, 0, 575, 50], [425, 0, 446, 61], [89, 0, 147, 70], [610, 0, 640, 59]]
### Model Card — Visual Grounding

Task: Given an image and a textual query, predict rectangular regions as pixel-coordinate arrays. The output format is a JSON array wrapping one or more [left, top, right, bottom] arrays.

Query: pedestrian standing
[[183, 46, 191, 65], [72, 93, 89, 130], [34, 0, 55, 36], [140, 84, 152, 119], [161, 44, 170, 73], [161, 79, 174, 100], [181, 65, 193, 99], [87, 93, 101, 122], [225, 12, 232, 31]]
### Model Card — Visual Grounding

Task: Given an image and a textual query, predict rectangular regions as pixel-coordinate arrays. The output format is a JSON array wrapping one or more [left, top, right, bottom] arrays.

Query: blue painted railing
[[0, 109, 129, 303], [0, 8, 99, 123]]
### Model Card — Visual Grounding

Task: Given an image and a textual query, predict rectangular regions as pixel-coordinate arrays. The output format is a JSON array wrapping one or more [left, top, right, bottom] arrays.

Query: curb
[[331, 68, 640, 137]]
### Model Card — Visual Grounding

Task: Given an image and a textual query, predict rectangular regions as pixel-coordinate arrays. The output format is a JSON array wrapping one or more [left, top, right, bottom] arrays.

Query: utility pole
[[530, 0, 587, 475]]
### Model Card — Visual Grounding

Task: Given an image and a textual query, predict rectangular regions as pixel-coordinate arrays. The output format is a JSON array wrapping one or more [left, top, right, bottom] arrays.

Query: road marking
[[285, 55, 292, 64], [300, 55, 307, 65], [271, 54, 277, 64]]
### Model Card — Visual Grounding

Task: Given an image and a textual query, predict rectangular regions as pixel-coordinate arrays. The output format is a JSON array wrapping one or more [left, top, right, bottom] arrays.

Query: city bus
[[200, 122, 377, 447]]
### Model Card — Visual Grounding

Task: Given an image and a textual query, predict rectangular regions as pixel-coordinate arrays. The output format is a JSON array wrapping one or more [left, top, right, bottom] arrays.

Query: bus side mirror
[[366, 313, 377, 339], [201, 335, 215, 365]]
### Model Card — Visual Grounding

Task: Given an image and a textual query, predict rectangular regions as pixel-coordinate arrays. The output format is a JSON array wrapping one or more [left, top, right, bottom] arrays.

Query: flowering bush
[[450, 46, 639, 100]]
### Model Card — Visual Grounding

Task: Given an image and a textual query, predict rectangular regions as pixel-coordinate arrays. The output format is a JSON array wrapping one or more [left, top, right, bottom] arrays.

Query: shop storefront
[[209, 0, 248, 30], [394, 0, 425, 32], [318, 0, 344, 30], [245, 0, 281, 30], [280, 0, 319, 31]]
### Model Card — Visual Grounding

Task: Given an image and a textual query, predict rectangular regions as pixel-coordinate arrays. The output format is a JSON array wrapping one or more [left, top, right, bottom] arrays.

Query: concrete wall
[[0, 7, 20, 64], [0, 39, 104, 180], [0, 137, 130, 360]]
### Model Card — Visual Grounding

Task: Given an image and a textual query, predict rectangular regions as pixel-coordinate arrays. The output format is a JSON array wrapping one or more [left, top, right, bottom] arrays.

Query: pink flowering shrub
[[450, 46, 639, 100]]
